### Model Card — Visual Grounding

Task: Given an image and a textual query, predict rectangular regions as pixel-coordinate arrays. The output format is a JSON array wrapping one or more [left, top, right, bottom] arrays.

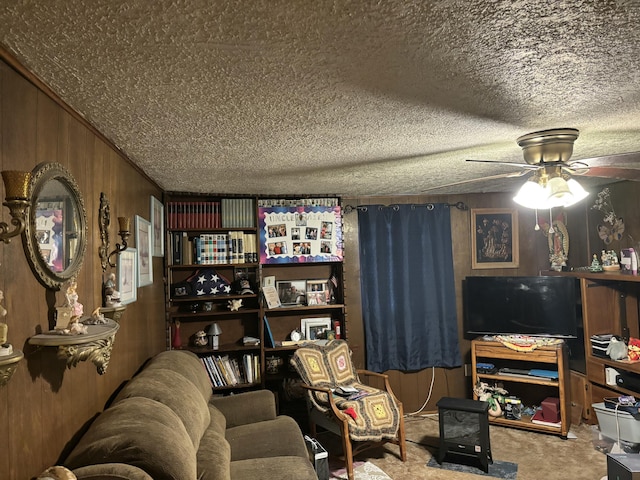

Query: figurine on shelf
[[228, 299, 242, 311], [0, 290, 12, 356], [104, 272, 122, 307], [84, 306, 107, 325], [65, 277, 84, 318], [588, 253, 604, 273], [193, 330, 208, 347]]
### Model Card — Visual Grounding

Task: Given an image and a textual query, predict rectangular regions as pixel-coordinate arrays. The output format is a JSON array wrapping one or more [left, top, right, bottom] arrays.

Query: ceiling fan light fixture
[[547, 176, 572, 203], [567, 178, 589, 203], [513, 179, 548, 208]]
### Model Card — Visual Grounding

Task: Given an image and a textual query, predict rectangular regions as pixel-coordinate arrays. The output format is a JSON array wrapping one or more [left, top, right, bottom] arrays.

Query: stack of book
[[167, 198, 256, 230], [170, 231, 258, 265], [199, 353, 260, 387]]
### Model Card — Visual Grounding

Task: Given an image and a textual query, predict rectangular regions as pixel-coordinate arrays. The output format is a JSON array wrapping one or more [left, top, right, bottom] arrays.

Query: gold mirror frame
[[22, 163, 88, 290]]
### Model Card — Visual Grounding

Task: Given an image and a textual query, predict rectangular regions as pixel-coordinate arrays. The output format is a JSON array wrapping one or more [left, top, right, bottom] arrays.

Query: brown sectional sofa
[[62, 350, 318, 480]]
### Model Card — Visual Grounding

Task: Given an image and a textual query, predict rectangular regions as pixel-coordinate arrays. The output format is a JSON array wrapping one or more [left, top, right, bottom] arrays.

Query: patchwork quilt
[[291, 340, 400, 442]]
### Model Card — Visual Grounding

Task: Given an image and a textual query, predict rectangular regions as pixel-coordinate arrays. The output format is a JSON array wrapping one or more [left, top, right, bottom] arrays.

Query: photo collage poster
[[258, 198, 343, 264]]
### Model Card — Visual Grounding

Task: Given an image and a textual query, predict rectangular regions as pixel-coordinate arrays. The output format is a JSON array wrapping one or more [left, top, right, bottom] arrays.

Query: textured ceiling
[[1, 0, 640, 196]]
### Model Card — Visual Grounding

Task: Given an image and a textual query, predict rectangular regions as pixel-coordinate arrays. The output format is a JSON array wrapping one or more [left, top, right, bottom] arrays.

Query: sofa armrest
[[209, 390, 277, 428], [72, 463, 154, 479]]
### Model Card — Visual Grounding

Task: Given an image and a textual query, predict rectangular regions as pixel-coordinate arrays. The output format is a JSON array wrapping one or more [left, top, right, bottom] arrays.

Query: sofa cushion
[[225, 416, 308, 461], [143, 350, 212, 401], [209, 390, 276, 428], [72, 463, 154, 479], [196, 428, 231, 480], [64, 397, 196, 480], [230, 457, 318, 480], [111, 367, 211, 449]]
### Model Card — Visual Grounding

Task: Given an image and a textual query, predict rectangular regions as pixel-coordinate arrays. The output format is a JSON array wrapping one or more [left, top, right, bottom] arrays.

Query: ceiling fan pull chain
[[534, 209, 540, 231], [548, 209, 555, 234]]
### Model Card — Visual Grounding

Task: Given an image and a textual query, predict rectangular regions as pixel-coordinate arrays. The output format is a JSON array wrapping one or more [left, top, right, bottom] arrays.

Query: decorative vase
[[172, 321, 182, 349]]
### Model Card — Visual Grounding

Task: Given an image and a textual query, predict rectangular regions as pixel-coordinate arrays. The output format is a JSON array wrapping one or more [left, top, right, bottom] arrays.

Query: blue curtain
[[357, 203, 461, 372]]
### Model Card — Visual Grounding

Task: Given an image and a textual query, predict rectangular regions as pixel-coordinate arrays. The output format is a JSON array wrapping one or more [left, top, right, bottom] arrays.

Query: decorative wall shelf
[[100, 305, 127, 322], [28, 320, 120, 374], [0, 350, 24, 387]]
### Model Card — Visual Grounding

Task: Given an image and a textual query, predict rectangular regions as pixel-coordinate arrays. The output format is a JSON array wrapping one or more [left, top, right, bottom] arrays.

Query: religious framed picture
[[135, 215, 154, 286], [150, 195, 164, 257], [471, 208, 519, 269], [117, 247, 138, 305]]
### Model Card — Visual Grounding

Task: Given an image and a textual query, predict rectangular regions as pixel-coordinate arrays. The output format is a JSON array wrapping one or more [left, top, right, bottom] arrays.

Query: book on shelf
[[169, 231, 258, 265], [531, 409, 561, 427], [263, 316, 275, 348], [277, 340, 307, 347]]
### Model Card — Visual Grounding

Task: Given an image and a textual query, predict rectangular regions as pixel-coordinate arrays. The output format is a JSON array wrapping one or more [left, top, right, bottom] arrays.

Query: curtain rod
[[343, 201, 468, 214]]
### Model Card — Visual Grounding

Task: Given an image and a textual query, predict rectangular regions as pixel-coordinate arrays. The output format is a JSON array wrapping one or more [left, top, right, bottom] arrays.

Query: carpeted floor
[[317, 414, 609, 480]]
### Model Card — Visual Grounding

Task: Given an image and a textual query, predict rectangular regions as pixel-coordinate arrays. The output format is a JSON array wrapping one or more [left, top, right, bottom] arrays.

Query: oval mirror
[[22, 162, 88, 290]]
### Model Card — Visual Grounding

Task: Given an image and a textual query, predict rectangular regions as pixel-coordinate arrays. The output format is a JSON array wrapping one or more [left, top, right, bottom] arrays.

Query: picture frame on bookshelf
[[150, 196, 164, 257], [306, 279, 329, 306], [262, 285, 282, 309], [117, 248, 138, 305], [471, 208, 519, 269], [301, 317, 332, 341], [277, 280, 307, 306], [135, 215, 154, 286]]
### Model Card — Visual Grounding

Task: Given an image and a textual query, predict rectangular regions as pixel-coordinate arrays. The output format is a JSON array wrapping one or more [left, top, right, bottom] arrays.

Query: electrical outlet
[[464, 363, 472, 377]]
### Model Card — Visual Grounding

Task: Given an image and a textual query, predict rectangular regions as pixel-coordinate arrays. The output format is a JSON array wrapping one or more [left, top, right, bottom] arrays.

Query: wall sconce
[[206, 323, 222, 350], [107, 216, 131, 267], [0, 171, 31, 244]]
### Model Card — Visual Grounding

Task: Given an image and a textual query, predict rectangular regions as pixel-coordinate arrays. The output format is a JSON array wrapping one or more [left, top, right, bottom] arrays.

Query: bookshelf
[[164, 194, 261, 392], [163, 194, 347, 399]]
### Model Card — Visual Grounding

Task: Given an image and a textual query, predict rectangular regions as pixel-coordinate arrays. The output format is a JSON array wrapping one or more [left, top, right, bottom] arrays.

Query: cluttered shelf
[[476, 372, 559, 387]]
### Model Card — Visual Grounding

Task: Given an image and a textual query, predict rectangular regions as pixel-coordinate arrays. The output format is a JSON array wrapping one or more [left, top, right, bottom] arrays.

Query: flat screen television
[[463, 275, 579, 339]]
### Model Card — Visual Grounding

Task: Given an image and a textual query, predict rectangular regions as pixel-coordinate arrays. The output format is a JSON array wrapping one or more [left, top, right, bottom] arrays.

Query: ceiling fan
[[433, 128, 640, 209]]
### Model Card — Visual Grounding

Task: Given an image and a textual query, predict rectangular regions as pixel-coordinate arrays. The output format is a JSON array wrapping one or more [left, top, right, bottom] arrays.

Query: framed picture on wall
[[118, 247, 138, 304], [135, 215, 154, 286], [471, 208, 519, 269], [150, 196, 164, 257]]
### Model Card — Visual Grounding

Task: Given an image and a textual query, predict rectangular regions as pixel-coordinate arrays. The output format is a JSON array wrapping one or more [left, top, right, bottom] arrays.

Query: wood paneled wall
[[0, 58, 166, 479]]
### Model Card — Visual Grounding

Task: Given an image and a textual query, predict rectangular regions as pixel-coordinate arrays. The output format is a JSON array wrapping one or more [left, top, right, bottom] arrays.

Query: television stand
[[471, 338, 570, 438]]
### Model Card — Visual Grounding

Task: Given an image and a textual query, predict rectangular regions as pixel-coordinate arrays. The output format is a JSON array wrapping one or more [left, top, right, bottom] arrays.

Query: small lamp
[[206, 323, 222, 350], [0, 170, 31, 244]]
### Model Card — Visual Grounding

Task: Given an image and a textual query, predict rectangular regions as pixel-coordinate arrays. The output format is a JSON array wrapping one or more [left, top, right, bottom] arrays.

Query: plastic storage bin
[[594, 402, 640, 443]]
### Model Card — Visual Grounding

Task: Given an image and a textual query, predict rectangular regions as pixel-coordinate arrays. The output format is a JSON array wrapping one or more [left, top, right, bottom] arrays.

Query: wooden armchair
[[291, 340, 406, 480]]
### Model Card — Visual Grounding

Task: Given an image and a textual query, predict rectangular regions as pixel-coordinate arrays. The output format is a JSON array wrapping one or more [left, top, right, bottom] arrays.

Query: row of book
[[167, 198, 256, 230], [171, 231, 259, 265], [258, 197, 339, 208], [200, 353, 260, 388]]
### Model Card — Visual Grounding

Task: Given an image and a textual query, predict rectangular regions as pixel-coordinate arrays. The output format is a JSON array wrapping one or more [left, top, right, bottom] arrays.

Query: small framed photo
[[277, 280, 307, 306], [135, 215, 154, 286], [301, 317, 332, 341], [150, 196, 164, 257], [471, 208, 519, 269], [117, 248, 138, 305], [306, 279, 329, 306]]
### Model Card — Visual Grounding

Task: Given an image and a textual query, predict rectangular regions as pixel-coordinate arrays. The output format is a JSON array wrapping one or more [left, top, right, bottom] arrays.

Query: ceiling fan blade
[[580, 166, 640, 181], [422, 170, 529, 192], [569, 151, 640, 167], [466, 159, 539, 170]]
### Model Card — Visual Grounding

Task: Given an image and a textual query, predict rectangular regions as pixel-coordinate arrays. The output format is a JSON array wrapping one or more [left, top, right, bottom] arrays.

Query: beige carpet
[[318, 414, 609, 480]]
